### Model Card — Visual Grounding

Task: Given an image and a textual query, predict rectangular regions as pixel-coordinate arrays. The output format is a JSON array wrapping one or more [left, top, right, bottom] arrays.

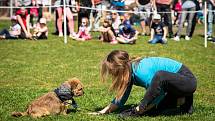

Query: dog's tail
[[11, 111, 28, 117]]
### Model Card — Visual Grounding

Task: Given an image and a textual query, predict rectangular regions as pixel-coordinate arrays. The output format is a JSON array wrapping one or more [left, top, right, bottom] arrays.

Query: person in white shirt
[[0, 16, 21, 39], [111, 11, 121, 34]]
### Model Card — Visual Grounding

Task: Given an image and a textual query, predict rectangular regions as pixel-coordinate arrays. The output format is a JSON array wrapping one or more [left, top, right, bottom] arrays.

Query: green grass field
[[0, 20, 215, 121]]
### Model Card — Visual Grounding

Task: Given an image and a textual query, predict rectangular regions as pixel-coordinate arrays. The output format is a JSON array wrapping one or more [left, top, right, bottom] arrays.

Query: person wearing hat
[[0, 16, 21, 40], [32, 18, 48, 40], [148, 14, 167, 44], [116, 20, 139, 44]]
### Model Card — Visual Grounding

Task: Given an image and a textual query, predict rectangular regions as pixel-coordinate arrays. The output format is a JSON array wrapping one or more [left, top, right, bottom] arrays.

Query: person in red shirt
[[16, 7, 32, 39]]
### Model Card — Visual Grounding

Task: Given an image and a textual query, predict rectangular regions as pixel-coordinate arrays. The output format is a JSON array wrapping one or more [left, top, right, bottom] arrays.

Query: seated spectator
[[99, 19, 117, 44], [32, 18, 48, 40], [0, 16, 21, 40], [16, 7, 32, 39], [148, 14, 167, 44], [111, 11, 121, 34], [15, 0, 33, 29], [72, 18, 91, 41], [116, 20, 138, 44]]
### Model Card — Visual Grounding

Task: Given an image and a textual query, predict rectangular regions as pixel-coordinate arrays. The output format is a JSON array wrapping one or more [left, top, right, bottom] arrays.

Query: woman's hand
[[88, 104, 118, 115]]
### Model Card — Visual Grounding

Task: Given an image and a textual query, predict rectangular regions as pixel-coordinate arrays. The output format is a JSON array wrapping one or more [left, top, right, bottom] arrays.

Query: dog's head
[[63, 78, 84, 97]]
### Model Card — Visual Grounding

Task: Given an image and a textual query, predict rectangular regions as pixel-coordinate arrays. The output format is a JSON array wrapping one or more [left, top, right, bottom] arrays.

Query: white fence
[[0, 1, 211, 47]]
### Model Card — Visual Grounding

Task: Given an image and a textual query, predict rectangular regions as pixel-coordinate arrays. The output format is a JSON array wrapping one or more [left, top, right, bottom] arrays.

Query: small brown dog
[[12, 78, 84, 118]]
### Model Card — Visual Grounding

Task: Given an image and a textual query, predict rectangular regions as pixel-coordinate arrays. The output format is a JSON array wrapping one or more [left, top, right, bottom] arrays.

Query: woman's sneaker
[[207, 36, 213, 41], [59, 32, 63, 37], [185, 36, 191, 41], [174, 36, 180, 41], [69, 33, 76, 38], [211, 38, 215, 43], [119, 107, 140, 118]]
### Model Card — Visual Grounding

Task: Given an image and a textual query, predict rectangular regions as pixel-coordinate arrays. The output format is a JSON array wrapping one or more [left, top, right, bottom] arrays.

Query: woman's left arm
[[100, 104, 119, 114], [89, 80, 134, 115]]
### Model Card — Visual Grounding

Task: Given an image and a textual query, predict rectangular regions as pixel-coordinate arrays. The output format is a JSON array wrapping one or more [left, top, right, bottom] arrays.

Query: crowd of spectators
[[0, 0, 215, 43]]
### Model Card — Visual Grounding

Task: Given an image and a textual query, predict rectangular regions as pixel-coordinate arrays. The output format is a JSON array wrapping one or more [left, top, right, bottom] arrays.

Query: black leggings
[[140, 65, 197, 112], [0, 29, 18, 39]]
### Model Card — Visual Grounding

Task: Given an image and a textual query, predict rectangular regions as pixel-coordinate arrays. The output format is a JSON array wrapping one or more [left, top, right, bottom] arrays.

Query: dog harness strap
[[54, 85, 73, 102], [71, 98, 78, 109]]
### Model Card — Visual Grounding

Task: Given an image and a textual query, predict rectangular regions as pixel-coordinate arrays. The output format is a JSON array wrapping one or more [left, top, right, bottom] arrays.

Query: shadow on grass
[[90, 104, 193, 117]]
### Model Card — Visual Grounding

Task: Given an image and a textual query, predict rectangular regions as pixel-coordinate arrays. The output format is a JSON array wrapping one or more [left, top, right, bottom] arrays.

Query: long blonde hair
[[100, 50, 132, 100]]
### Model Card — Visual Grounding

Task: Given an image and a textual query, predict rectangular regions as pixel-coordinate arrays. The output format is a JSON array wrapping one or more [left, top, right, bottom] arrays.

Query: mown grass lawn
[[0, 20, 215, 121]]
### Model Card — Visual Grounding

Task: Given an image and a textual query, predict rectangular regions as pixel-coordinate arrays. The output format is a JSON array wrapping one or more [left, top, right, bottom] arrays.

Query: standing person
[[89, 50, 197, 116], [90, 0, 107, 31], [148, 14, 167, 44], [77, 0, 92, 30], [173, 0, 198, 41], [35, 0, 44, 24], [16, 7, 32, 39], [207, 0, 215, 40], [110, 0, 125, 16], [54, 0, 76, 37], [15, 0, 32, 9], [136, 0, 152, 36], [153, 0, 174, 38]]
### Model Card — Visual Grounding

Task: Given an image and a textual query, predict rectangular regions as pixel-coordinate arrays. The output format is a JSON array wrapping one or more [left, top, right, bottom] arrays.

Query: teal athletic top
[[111, 57, 183, 107]]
